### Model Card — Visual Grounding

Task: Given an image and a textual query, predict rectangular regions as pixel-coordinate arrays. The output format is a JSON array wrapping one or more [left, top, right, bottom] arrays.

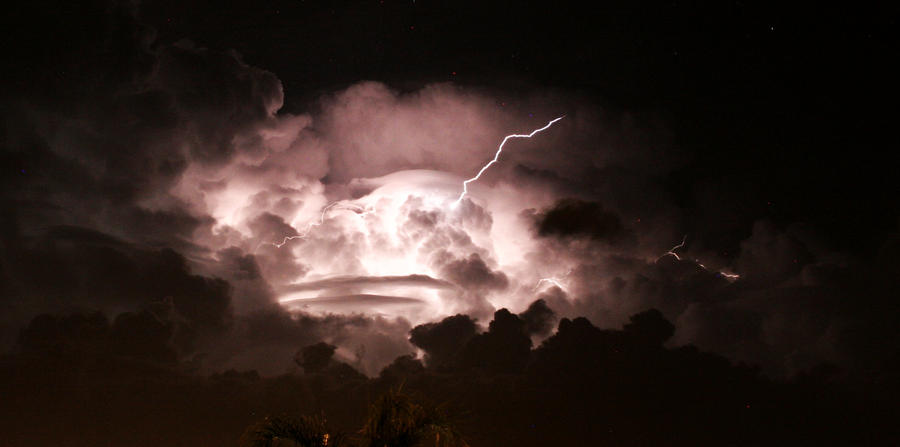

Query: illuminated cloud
[[2, 3, 894, 384]]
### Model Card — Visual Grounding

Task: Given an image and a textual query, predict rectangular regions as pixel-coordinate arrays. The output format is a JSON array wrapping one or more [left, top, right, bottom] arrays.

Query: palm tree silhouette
[[243, 414, 343, 447], [360, 388, 468, 447], [243, 389, 467, 447]]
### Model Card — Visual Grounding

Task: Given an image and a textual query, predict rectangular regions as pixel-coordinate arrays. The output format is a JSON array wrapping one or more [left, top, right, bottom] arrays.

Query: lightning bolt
[[657, 235, 740, 281], [270, 202, 371, 248], [533, 267, 575, 292], [534, 277, 565, 291], [657, 235, 688, 261], [268, 116, 564, 248], [453, 116, 565, 206]]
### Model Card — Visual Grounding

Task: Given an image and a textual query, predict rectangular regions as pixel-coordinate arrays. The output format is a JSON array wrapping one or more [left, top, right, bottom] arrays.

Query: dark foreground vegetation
[[243, 388, 468, 447], [2, 302, 898, 446]]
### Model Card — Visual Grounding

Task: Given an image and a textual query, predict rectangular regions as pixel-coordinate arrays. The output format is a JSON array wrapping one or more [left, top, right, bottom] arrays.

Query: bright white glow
[[453, 116, 565, 205]]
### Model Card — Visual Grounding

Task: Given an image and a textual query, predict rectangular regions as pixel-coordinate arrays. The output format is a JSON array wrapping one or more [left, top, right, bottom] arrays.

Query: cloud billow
[[1, 0, 897, 397]]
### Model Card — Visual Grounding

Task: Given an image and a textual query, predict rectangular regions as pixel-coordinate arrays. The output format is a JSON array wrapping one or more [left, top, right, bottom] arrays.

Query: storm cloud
[[1, 1, 898, 445]]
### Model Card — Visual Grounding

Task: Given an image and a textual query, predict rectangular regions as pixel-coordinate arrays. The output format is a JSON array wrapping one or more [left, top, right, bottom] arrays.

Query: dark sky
[[2, 1, 899, 446], [154, 2, 896, 221], [17, 0, 895, 251]]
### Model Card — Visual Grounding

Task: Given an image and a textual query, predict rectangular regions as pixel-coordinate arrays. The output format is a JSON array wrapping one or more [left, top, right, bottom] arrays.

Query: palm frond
[[243, 414, 341, 447], [360, 388, 468, 447]]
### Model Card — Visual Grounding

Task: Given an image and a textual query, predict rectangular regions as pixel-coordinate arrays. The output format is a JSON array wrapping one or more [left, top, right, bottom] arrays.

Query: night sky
[[2, 1, 899, 446]]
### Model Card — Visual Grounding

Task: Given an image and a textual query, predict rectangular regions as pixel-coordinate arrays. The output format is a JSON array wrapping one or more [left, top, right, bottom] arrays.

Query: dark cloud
[[459, 308, 532, 373], [518, 298, 556, 337], [0, 222, 414, 376], [409, 314, 478, 370], [377, 354, 425, 383], [17, 311, 113, 357], [17, 307, 178, 366], [201, 306, 413, 376], [156, 40, 283, 164], [0, 225, 231, 350], [622, 308, 675, 347], [533, 198, 629, 243], [247, 212, 299, 244], [437, 253, 508, 292], [295, 341, 336, 374], [110, 309, 179, 364], [733, 220, 813, 285], [217, 246, 265, 281]]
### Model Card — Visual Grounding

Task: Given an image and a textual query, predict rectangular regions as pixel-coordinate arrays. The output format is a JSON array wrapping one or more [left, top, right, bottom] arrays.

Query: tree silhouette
[[623, 308, 675, 347], [296, 342, 338, 374], [243, 414, 343, 447], [360, 388, 468, 447], [243, 389, 467, 447]]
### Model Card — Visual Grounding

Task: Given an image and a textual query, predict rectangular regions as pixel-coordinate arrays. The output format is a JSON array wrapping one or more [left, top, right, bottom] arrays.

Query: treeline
[[2, 302, 897, 446]]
